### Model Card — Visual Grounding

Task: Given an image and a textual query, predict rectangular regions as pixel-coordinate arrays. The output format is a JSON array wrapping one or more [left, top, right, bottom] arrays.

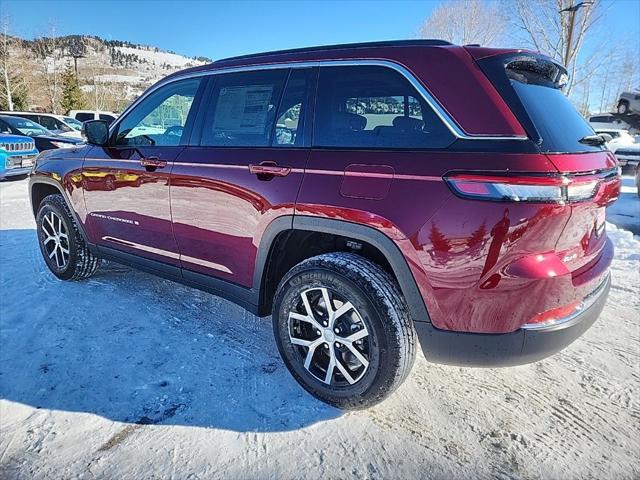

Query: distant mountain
[[5, 34, 211, 112]]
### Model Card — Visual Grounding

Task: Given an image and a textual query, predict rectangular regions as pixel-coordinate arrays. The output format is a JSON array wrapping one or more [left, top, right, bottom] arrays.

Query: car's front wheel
[[36, 194, 101, 280], [272, 252, 416, 409]]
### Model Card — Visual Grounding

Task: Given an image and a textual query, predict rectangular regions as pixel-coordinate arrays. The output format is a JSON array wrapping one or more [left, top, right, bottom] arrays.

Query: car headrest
[[392, 116, 424, 131], [333, 112, 367, 131]]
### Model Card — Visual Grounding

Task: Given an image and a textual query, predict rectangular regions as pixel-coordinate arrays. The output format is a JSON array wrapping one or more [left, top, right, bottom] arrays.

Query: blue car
[[0, 133, 39, 180]]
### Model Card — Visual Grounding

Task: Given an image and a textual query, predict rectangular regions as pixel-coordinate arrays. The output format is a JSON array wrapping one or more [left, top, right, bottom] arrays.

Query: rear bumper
[[415, 273, 610, 367]]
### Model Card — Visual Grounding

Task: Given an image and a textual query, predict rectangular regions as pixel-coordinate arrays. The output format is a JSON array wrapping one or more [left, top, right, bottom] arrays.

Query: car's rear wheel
[[617, 100, 629, 115], [272, 252, 416, 409], [36, 194, 101, 280]]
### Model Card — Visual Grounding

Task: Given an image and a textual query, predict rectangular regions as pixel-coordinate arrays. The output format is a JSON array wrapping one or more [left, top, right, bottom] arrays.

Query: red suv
[[29, 40, 620, 409]]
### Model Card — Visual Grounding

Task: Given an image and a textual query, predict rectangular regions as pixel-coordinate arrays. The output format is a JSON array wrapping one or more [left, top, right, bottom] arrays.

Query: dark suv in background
[[29, 40, 619, 408]]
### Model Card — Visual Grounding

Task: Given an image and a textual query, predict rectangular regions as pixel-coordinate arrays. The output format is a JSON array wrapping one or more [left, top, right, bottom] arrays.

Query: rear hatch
[[471, 50, 620, 279]]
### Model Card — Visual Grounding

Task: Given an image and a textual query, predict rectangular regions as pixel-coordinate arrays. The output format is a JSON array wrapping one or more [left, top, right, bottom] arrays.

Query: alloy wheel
[[41, 211, 70, 269], [288, 287, 370, 386]]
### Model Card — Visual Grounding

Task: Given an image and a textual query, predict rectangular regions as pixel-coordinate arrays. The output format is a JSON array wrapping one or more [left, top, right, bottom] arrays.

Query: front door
[[171, 68, 314, 287], [83, 77, 203, 267]]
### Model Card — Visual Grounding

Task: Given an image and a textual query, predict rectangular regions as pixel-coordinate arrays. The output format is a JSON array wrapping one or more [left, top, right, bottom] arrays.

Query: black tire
[[272, 252, 416, 409], [617, 100, 629, 115], [36, 194, 101, 280]]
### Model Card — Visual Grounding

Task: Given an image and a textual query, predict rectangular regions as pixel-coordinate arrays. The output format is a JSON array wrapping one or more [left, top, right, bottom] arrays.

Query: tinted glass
[[2, 116, 50, 136], [39, 115, 72, 132], [478, 55, 604, 153], [115, 78, 201, 147], [99, 114, 116, 124], [64, 116, 83, 130], [76, 112, 94, 122], [201, 70, 286, 147], [314, 66, 454, 149], [511, 81, 597, 153], [0, 120, 12, 134], [274, 69, 311, 147]]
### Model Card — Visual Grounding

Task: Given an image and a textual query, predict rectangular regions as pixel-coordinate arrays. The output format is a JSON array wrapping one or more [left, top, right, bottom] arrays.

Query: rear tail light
[[444, 171, 614, 204]]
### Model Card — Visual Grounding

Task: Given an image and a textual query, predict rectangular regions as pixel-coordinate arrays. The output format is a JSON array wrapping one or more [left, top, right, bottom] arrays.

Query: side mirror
[[82, 120, 110, 146], [599, 133, 613, 143]]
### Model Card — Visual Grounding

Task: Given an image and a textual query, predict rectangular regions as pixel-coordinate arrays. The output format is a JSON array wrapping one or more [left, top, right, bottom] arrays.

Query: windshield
[[3, 116, 51, 136], [64, 116, 83, 131]]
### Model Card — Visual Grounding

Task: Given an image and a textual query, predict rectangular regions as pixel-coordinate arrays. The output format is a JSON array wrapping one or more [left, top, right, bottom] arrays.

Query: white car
[[68, 110, 118, 125], [596, 129, 640, 167], [0, 112, 84, 139], [589, 113, 630, 131]]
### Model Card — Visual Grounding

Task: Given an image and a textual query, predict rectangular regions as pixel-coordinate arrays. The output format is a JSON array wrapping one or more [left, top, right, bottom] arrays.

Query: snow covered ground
[[0, 175, 638, 479]]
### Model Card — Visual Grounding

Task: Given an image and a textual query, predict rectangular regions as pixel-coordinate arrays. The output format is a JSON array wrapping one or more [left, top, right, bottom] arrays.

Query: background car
[[1, 111, 84, 139], [68, 110, 118, 125], [589, 113, 631, 131], [595, 128, 640, 167], [0, 133, 39, 180], [617, 90, 640, 115], [0, 115, 83, 151]]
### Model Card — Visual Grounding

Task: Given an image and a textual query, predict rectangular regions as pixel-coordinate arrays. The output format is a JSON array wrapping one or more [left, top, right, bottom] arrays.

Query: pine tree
[[60, 65, 86, 114]]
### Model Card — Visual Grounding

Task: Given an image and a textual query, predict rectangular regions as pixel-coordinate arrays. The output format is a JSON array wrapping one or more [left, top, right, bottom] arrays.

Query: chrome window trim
[[109, 59, 528, 142]]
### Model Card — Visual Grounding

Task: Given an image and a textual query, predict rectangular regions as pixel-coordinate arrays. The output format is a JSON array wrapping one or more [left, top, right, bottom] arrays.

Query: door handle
[[249, 161, 291, 179], [140, 156, 167, 171]]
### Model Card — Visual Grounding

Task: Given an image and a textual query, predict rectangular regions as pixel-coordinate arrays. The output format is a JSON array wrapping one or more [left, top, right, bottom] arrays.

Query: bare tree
[[0, 15, 28, 111], [511, 0, 607, 95], [419, 0, 507, 47], [31, 24, 64, 113], [82, 66, 130, 112]]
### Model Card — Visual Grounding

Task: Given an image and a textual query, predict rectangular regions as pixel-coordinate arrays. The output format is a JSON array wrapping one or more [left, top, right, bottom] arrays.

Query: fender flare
[[254, 215, 431, 323], [29, 176, 93, 248]]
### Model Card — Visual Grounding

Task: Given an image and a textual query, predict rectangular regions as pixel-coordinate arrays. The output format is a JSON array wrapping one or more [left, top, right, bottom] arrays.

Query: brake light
[[445, 172, 602, 203]]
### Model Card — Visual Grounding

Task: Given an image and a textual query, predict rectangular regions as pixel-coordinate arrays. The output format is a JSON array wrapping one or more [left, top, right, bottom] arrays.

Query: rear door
[[297, 64, 456, 237], [83, 77, 204, 267], [171, 68, 314, 287]]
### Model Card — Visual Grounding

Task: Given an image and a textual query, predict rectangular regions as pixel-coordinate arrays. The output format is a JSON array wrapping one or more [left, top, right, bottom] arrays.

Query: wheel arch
[[254, 215, 431, 323], [29, 177, 92, 246]]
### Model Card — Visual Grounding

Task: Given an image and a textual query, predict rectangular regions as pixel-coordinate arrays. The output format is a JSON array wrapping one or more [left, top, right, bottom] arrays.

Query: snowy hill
[[7, 34, 211, 111]]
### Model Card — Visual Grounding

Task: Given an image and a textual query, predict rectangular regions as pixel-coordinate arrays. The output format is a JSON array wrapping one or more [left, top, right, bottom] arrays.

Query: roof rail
[[214, 39, 453, 63]]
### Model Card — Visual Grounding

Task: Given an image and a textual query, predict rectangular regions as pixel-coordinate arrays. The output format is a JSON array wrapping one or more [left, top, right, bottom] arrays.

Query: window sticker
[[213, 85, 274, 134]]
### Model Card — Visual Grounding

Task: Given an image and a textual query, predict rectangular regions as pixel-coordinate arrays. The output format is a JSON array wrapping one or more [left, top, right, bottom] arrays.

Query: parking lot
[[0, 174, 639, 479]]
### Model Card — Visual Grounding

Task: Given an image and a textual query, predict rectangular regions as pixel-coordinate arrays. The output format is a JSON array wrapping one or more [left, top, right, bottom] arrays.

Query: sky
[[2, 0, 638, 61]]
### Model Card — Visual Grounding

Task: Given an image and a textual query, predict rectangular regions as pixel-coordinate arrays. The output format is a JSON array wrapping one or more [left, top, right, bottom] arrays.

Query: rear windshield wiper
[[579, 134, 607, 146]]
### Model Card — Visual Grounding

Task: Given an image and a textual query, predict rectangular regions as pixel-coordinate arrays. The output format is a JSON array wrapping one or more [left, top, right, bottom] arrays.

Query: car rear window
[[478, 54, 604, 153], [76, 112, 94, 122]]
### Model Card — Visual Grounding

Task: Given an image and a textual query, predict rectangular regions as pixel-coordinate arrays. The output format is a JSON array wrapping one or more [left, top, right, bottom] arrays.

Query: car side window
[[200, 70, 287, 147], [37, 115, 56, 130], [114, 78, 201, 147], [273, 69, 312, 147], [314, 66, 455, 149], [100, 114, 115, 124]]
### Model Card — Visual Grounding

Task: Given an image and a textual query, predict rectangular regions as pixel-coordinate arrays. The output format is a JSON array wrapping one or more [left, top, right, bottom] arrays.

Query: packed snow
[[0, 175, 638, 479]]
